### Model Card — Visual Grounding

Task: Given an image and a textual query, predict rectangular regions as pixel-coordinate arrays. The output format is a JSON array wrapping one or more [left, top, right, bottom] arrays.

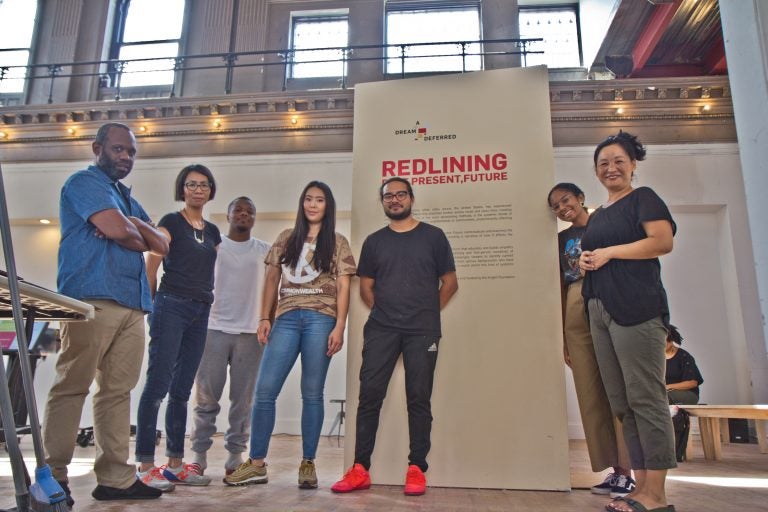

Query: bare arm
[[580, 219, 674, 272], [89, 209, 150, 252], [256, 265, 281, 344], [667, 379, 699, 391], [438, 271, 458, 310], [144, 226, 170, 299], [129, 217, 169, 256], [359, 276, 375, 309], [327, 274, 351, 356], [146, 252, 163, 299]]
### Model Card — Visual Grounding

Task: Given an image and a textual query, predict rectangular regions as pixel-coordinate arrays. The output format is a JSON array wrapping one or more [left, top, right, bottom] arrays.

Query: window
[[108, 0, 186, 87], [385, 2, 482, 75], [289, 14, 349, 79], [0, 0, 38, 95], [519, 6, 581, 68]]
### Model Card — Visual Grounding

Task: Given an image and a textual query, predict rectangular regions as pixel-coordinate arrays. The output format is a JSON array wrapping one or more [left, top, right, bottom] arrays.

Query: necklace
[[181, 208, 205, 244]]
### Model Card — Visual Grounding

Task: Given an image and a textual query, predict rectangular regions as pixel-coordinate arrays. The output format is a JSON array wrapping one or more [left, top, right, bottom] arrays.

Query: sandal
[[606, 496, 676, 512]]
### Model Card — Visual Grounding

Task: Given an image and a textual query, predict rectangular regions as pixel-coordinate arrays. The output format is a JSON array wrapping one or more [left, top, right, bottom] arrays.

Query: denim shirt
[[57, 165, 153, 312]]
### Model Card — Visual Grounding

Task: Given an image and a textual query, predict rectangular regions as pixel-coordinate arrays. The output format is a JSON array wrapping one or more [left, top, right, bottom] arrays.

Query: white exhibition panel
[[347, 67, 571, 490]]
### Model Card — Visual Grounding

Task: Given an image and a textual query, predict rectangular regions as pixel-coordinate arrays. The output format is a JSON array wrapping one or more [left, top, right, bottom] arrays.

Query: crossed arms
[[89, 208, 169, 255]]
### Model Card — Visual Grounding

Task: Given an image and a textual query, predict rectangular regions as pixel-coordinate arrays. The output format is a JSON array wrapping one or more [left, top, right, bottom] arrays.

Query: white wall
[[3, 142, 760, 441]]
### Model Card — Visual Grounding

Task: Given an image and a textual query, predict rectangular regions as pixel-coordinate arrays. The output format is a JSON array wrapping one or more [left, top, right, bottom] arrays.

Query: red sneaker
[[404, 465, 426, 496], [331, 463, 371, 493]]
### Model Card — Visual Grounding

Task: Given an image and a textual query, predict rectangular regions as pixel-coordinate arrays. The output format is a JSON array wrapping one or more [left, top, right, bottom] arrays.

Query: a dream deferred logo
[[394, 120, 457, 142]]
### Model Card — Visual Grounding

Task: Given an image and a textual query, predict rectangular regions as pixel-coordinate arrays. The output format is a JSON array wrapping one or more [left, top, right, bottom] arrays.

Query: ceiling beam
[[704, 35, 728, 75], [630, 0, 684, 77], [631, 64, 707, 78]]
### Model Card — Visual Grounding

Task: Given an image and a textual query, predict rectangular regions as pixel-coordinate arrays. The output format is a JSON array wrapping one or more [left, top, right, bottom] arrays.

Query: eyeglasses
[[382, 191, 409, 203], [185, 181, 211, 191], [550, 193, 573, 212]]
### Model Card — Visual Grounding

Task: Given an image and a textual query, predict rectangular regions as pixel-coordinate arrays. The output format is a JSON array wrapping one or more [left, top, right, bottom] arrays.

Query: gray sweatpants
[[588, 298, 677, 471], [190, 330, 263, 459]]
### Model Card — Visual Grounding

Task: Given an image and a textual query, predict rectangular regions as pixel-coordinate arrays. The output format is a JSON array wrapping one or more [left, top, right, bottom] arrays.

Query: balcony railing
[[0, 38, 542, 104]]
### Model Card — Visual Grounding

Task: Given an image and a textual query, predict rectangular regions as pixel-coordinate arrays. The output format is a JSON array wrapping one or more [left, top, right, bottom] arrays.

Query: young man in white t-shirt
[[189, 197, 271, 476]]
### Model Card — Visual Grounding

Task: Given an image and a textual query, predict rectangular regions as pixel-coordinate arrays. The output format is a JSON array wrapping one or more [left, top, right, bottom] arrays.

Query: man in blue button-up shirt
[[43, 122, 169, 504]]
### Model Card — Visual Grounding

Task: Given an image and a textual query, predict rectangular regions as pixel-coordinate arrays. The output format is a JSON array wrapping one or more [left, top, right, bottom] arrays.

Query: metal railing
[[0, 38, 542, 104]]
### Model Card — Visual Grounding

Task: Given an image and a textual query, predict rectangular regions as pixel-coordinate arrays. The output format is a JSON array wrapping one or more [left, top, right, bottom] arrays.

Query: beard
[[97, 154, 130, 181], [384, 204, 411, 220]]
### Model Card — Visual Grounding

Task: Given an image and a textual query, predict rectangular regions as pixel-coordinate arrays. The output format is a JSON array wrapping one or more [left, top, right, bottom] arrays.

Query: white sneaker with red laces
[[137, 466, 176, 492], [162, 463, 212, 486]]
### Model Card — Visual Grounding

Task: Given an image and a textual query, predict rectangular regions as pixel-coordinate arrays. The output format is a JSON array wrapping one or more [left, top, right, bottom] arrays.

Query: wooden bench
[[678, 405, 768, 461]]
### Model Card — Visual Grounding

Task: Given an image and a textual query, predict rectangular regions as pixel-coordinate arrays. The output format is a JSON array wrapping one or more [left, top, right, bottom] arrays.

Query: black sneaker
[[92, 478, 162, 501], [56, 480, 75, 507], [610, 474, 637, 498], [590, 472, 617, 495]]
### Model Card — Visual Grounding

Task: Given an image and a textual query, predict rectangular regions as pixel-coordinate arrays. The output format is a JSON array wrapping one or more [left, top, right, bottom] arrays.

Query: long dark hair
[[280, 181, 336, 273]]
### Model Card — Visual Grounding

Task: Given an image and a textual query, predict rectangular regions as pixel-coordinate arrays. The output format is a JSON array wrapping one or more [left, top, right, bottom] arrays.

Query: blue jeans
[[135, 291, 210, 462], [249, 309, 336, 460]]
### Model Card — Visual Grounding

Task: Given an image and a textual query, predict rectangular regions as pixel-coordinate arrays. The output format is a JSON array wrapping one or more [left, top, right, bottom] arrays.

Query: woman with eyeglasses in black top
[[135, 164, 222, 490]]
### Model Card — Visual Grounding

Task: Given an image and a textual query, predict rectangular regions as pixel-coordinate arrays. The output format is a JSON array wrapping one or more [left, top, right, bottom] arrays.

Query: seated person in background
[[665, 324, 703, 463], [665, 325, 704, 405]]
